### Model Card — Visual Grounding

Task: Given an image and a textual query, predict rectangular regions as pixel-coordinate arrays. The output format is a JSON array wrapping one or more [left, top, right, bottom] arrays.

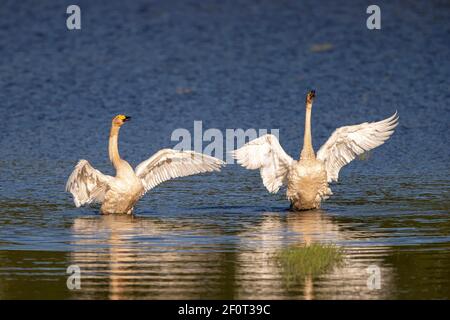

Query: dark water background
[[0, 0, 449, 299]]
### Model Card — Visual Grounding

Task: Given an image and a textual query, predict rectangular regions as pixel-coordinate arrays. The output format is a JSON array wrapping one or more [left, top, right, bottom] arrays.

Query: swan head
[[306, 90, 315, 106], [112, 114, 131, 127]]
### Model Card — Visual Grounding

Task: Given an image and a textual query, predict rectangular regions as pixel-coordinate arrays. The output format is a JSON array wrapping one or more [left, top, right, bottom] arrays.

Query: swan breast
[[101, 174, 144, 214], [287, 159, 329, 209]]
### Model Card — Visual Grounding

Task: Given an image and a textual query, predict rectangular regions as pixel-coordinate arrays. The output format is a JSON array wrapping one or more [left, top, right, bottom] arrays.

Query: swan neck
[[300, 103, 315, 160], [109, 125, 122, 169]]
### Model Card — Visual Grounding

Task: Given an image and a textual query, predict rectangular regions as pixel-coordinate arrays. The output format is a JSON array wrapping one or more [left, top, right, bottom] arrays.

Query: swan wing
[[316, 112, 399, 183], [135, 149, 225, 193], [65, 160, 112, 207], [232, 134, 294, 193]]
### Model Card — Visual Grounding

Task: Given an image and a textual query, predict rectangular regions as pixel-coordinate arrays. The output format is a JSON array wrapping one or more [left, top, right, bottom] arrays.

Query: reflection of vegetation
[[277, 244, 343, 284]]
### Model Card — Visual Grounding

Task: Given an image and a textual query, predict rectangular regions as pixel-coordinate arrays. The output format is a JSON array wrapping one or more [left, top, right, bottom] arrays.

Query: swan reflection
[[69, 211, 392, 299], [237, 210, 393, 299], [70, 215, 227, 299]]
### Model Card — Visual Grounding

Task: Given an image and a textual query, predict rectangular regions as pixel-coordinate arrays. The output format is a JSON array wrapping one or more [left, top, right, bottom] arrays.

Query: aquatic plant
[[277, 243, 344, 284]]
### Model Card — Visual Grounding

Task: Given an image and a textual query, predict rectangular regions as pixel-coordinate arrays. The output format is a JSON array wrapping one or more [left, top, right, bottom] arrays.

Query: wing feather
[[232, 134, 294, 193], [135, 149, 224, 193], [316, 112, 399, 182], [65, 160, 112, 207]]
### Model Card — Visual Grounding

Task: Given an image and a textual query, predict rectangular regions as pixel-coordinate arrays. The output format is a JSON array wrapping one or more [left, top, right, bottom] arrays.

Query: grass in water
[[277, 243, 344, 285]]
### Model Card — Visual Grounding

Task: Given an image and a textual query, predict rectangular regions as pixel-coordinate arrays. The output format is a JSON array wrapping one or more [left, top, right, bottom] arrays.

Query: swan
[[232, 90, 399, 211], [66, 115, 225, 214]]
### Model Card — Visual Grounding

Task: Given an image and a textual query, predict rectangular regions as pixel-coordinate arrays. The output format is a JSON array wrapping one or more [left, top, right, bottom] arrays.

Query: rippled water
[[0, 0, 449, 299]]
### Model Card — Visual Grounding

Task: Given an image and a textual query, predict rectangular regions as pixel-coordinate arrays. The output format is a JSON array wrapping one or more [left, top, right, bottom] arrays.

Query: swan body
[[233, 90, 398, 211], [66, 115, 224, 214], [287, 158, 329, 210]]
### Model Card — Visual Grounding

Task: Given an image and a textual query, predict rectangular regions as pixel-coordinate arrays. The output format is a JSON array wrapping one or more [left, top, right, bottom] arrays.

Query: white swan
[[233, 90, 399, 211], [66, 115, 224, 214]]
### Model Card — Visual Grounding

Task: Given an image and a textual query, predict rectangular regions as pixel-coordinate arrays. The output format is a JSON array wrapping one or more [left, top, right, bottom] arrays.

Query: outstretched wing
[[316, 112, 399, 183], [65, 160, 112, 207], [232, 134, 294, 193], [135, 149, 225, 193]]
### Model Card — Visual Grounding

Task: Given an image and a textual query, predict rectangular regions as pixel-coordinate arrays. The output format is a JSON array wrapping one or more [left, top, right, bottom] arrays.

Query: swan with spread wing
[[233, 90, 399, 211], [66, 115, 225, 214]]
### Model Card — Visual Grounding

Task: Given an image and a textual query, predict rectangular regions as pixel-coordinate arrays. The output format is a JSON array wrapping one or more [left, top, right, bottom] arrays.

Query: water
[[0, 0, 449, 299]]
